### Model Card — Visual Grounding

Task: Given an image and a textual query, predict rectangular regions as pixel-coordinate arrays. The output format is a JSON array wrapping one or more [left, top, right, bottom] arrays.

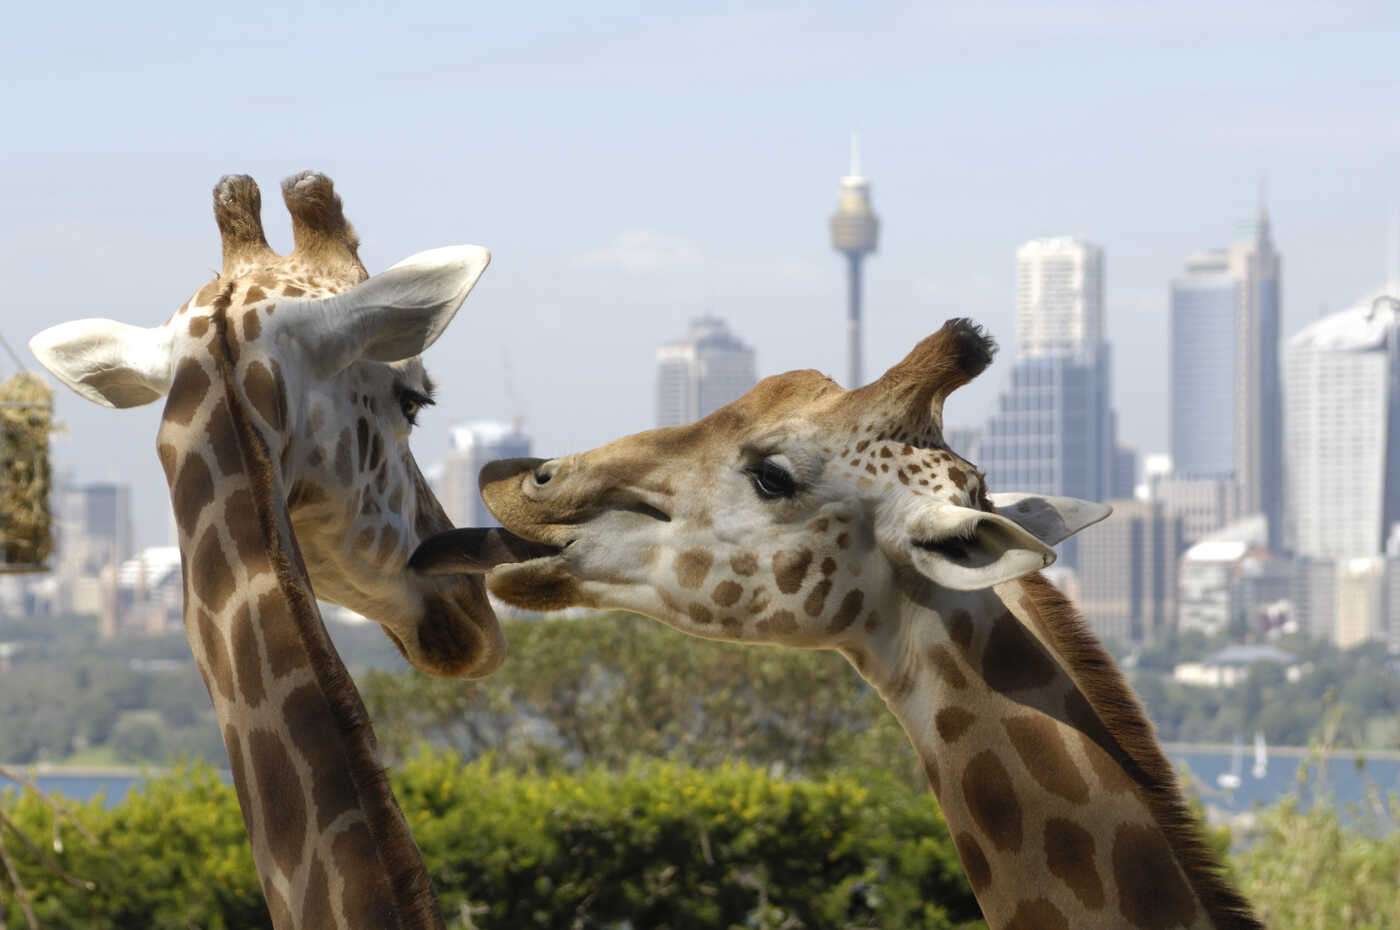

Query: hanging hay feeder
[[0, 371, 54, 572]]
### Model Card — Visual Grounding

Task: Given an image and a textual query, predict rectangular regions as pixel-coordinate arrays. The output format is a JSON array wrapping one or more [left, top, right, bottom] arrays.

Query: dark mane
[[1018, 572, 1264, 930]]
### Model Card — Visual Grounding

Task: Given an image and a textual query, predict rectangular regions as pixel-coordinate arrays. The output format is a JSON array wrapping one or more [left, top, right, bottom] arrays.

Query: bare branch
[[0, 828, 38, 930]]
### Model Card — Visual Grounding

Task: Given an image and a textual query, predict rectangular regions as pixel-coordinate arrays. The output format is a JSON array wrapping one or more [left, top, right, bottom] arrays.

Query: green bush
[[2, 751, 981, 929]]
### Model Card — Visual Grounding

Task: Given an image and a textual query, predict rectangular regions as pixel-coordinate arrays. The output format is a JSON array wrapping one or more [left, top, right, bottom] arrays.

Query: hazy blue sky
[[4, 1, 1398, 549]]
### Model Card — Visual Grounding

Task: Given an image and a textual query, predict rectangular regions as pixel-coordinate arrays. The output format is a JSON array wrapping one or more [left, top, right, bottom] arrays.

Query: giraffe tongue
[[409, 527, 563, 575]]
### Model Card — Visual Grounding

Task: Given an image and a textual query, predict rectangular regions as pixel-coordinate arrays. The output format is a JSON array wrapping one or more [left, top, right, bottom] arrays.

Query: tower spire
[[830, 134, 879, 388]]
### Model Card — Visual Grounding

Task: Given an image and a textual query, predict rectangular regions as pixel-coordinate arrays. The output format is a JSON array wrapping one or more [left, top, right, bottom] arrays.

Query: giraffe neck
[[860, 576, 1259, 930], [158, 300, 442, 930]]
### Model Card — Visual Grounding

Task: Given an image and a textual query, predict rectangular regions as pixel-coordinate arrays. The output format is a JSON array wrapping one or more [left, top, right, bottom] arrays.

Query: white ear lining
[[29, 319, 173, 408], [987, 492, 1113, 546], [287, 244, 491, 378], [906, 503, 1056, 591]]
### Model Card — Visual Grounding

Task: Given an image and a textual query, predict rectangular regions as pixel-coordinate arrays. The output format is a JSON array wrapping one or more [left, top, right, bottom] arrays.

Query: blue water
[[16, 750, 1400, 814], [1167, 748, 1400, 817]]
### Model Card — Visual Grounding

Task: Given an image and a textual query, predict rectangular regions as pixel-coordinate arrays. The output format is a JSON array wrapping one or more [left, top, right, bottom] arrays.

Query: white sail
[[1217, 734, 1244, 790]]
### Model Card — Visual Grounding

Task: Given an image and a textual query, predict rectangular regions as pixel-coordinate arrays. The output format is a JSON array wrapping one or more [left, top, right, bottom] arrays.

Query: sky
[[4, 1, 1399, 550]]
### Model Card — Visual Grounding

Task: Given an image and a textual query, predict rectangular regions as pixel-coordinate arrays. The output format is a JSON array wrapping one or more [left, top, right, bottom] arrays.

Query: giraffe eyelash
[[397, 387, 435, 426]]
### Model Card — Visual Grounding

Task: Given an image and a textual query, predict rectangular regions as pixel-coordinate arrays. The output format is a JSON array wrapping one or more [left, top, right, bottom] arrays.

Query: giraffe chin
[[485, 557, 583, 613]]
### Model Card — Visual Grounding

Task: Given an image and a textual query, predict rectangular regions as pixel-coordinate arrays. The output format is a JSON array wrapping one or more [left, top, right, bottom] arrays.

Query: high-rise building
[[1283, 288, 1400, 559], [983, 237, 1115, 565], [655, 315, 758, 427], [829, 134, 879, 387], [1169, 250, 1237, 479], [1229, 200, 1284, 551], [1076, 498, 1181, 645], [437, 421, 533, 527], [1015, 237, 1104, 360]]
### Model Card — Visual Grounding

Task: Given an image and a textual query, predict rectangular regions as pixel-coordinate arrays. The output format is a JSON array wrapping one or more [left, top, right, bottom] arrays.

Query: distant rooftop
[[1288, 284, 1400, 353], [1201, 644, 1299, 667]]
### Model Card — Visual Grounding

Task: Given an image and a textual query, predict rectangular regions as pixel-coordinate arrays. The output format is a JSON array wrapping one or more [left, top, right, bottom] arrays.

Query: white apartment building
[[1014, 237, 1104, 360], [1283, 289, 1400, 560]]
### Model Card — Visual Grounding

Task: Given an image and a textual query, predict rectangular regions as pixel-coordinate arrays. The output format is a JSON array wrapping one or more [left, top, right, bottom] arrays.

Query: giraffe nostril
[[534, 468, 553, 486]]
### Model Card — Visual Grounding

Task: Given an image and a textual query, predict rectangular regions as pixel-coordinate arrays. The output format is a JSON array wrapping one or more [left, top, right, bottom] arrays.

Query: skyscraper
[[1283, 288, 1400, 559], [829, 134, 879, 387], [1077, 498, 1181, 645], [1169, 250, 1237, 479], [437, 421, 533, 527], [1015, 237, 1104, 359], [982, 237, 1115, 564], [1230, 199, 1284, 551], [655, 315, 758, 427]]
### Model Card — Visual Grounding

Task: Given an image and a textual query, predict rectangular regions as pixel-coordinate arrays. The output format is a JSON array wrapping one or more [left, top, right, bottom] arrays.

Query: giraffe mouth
[[409, 526, 566, 576]]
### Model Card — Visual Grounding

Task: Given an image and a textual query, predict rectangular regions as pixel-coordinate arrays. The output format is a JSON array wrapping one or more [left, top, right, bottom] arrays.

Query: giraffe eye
[[397, 388, 434, 426], [748, 459, 798, 500]]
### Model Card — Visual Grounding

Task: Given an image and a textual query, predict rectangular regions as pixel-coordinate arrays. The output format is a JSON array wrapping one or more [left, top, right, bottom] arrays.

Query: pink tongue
[[409, 527, 561, 575]]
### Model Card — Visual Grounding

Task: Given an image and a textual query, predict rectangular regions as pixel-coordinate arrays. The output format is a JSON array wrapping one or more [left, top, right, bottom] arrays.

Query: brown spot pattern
[[1004, 715, 1090, 804], [242, 309, 261, 342], [1112, 823, 1198, 929], [163, 359, 211, 427], [935, 706, 975, 742], [300, 856, 334, 930], [334, 428, 353, 483], [981, 614, 1057, 694], [282, 684, 360, 831], [230, 604, 266, 708], [1003, 897, 1068, 930], [356, 418, 370, 469], [772, 549, 812, 594], [688, 602, 713, 624], [947, 466, 967, 489], [803, 580, 831, 617], [927, 644, 968, 689], [756, 609, 799, 637], [946, 609, 974, 649], [224, 488, 270, 575], [820, 556, 836, 576], [674, 548, 714, 589], [334, 823, 396, 927], [256, 590, 304, 679], [1045, 817, 1105, 909], [961, 750, 1023, 852], [172, 454, 215, 530], [196, 608, 234, 702], [243, 361, 285, 431], [247, 727, 308, 877], [711, 580, 743, 607], [190, 526, 236, 613], [1065, 690, 1139, 793], [205, 401, 243, 476], [730, 551, 758, 576], [954, 832, 991, 893], [826, 589, 864, 634]]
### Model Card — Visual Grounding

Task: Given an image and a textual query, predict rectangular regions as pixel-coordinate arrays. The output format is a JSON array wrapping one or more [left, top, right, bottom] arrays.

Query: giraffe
[[412, 319, 1263, 930], [29, 172, 518, 929]]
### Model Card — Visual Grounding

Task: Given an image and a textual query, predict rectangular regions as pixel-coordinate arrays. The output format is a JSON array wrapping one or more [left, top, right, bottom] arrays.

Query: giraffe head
[[31, 172, 513, 678], [414, 319, 1109, 657]]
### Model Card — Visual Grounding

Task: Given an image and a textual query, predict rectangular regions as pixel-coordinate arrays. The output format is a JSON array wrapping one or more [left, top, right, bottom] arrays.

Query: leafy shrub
[[2, 752, 981, 929]]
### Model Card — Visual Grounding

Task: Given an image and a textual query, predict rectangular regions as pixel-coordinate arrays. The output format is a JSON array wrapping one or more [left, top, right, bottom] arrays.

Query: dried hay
[[0, 372, 53, 571]]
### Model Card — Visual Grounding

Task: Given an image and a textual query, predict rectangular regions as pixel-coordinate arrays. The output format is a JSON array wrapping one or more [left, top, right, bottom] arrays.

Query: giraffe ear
[[29, 319, 174, 408], [986, 493, 1112, 546], [287, 244, 491, 378], [904, 502, 1055, 591]]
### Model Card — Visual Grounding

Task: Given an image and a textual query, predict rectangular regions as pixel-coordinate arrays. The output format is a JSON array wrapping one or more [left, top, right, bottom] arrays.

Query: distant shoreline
[[1164, 742, 1400, 762]]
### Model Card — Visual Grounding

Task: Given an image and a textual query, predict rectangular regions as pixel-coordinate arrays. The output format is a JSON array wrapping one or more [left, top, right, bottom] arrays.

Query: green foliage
[[1, 753, 982, 930], [362, 612, 920, 783], [1235, 788, 1400, 930]]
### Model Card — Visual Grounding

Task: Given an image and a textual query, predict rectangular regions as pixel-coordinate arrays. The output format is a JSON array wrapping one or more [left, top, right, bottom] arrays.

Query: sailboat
[[1252, 730, 1268, 779], [1217, 734, 1243, 790]]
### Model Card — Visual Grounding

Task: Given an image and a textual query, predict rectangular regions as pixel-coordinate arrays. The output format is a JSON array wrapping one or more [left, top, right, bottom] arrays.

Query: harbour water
[[10, 746, 1399, 814]]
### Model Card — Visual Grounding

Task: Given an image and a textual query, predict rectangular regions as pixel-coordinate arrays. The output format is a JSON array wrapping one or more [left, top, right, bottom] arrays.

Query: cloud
[[572, 228, 704, 275]]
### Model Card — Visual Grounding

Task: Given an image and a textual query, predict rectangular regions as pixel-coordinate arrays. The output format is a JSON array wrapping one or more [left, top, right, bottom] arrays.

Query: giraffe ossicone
[[30, 171, 532, 929], [414, 317, 1262, 930]]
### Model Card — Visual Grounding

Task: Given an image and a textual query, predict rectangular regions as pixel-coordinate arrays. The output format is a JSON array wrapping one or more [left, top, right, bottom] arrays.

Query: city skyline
[[5, 2, 1400, 551]]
